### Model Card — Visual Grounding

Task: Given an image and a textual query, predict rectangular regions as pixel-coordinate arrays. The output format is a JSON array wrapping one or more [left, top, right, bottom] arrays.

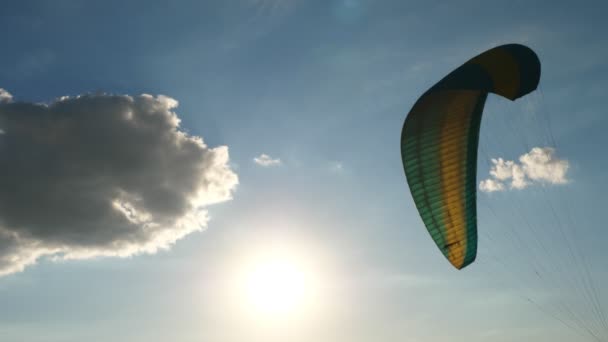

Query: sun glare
[[244, 258, 312, 316]]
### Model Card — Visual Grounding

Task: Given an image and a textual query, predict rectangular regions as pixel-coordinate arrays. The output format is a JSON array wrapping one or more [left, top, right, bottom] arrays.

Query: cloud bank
[[0, 91, 238, 275], [253, 153, 281, 167], [479, 147, 569, 193]]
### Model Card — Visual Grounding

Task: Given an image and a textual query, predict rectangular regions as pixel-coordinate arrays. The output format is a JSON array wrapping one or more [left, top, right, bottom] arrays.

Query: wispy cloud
[[479, 147, 569, 192], [253, 153, 281, 167], [328, 161, 344, 173], [0, 91, 238, 275]]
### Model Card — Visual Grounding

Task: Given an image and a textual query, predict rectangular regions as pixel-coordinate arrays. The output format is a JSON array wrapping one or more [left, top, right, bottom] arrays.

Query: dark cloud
[[0, 92, 238, 275]]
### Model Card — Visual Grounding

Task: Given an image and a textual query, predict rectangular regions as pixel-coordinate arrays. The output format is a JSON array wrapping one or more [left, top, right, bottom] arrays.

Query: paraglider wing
[[401, 44, 541, 269]]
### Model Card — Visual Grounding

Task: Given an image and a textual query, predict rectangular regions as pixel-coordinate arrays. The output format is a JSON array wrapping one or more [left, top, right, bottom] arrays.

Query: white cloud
[[0, 91, 238, 275], [253, 153, 281, 167], [479, 179, 505, 192], [520, 147, 569, 184], [479, 147, 569, 192], [0, 89, 12, 104]]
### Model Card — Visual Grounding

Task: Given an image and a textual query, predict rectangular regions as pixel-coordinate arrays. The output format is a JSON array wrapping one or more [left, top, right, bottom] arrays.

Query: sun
[[244, 258, 312, 316]]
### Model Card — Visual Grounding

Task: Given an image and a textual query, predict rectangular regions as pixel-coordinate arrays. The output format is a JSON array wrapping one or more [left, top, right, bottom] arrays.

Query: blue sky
[[1, 1, 608, 341]]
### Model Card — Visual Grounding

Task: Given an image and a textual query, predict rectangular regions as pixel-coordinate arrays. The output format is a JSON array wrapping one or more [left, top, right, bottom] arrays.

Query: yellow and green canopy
[[401, 44, 541, 269]]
